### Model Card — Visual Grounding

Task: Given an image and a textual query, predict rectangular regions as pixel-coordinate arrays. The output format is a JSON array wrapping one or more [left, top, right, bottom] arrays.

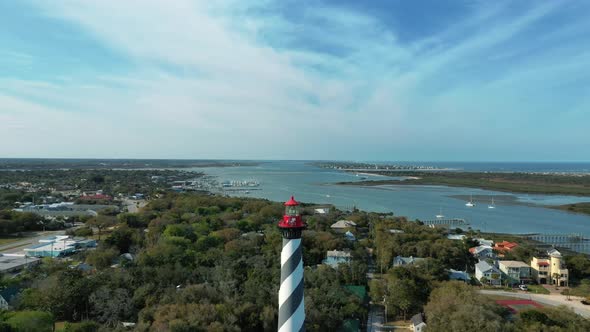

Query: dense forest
[[0, 193, 370, 331]]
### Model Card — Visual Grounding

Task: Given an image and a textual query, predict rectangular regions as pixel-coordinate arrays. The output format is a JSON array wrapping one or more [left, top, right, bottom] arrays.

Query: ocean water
[[193, 161, 590, 236]]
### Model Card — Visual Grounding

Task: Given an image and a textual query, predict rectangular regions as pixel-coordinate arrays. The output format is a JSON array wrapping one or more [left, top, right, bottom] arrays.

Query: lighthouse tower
[[278, 196, 306, 332]]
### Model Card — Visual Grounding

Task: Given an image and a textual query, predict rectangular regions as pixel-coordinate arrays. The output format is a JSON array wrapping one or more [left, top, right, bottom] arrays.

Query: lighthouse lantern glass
[[286, 205, 299, 217]]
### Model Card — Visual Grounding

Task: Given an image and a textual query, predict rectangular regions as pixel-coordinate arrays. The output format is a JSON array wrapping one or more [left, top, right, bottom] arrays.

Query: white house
[[330, 220, 357, 230], [475, 261, 502, 285], [448, 269, 470, 282], [323, 250, 352, 268], [410, 313, 426, 332], [393, 256, 425, 267], [447, 234, 466, 241], [344, 231, 356, 241], [475, 238, 494, 247], [469, 245, 495, 260]]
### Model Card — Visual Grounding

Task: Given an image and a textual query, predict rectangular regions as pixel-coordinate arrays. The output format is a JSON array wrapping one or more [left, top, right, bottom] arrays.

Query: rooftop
[[475, 260, 498, 272], [0, 254, 40, 272], [327, 250, 352, 258], [411, 313, 425, 326], [330, 220, 357, 229], [499, 260, 530, 268]]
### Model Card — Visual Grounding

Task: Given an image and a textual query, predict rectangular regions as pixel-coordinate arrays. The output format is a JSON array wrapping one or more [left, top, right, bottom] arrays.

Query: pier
[[523, 233, 590, 254], [420, 218, 469, 228]]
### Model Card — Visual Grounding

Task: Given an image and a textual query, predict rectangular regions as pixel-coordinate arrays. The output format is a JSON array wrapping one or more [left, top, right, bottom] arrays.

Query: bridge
[[523, 233, 590, 254]]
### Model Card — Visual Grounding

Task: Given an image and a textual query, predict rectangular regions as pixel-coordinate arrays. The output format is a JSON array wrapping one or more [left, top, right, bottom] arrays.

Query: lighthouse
[[278, 196, 306, 332]]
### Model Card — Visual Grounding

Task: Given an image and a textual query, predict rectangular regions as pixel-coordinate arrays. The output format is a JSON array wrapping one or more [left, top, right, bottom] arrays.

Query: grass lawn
[[54, 321, 66, 331], [0, 237, 23, 246], [527, 284, 550, 294], [483, 294, 520, 301], [385, 320, 411, 328]]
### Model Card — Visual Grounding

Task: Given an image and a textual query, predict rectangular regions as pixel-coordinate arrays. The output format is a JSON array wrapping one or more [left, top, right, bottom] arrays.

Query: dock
[[420, 218, 469, 227]]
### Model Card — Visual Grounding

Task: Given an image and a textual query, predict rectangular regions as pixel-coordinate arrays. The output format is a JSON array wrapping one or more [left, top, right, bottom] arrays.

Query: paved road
[[479, 290, 590, 318], [365, 247, 389, 332], [0, 230, 67, 254]]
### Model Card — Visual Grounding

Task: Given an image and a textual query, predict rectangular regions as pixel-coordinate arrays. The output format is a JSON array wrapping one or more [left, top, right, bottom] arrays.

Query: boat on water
[[436, 206, 445, 219], [465, 195, 475, 207], [488, 197, 496, 209]]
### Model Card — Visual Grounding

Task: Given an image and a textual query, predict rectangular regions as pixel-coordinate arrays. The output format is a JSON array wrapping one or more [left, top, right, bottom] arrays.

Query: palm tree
[[552, 273, 560, 289]]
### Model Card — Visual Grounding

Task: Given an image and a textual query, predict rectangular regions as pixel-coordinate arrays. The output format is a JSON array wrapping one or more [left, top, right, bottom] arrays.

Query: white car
[[518, 284, 528, 291]]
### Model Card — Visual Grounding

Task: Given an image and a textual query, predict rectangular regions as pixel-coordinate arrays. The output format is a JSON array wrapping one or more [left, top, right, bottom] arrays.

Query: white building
[[410, 313, 426, 332], [0, 254, 40, 273], [330, 220, 357, 230], [24, 236, 96, 258], [323, 250, 352, 268], [469, 245, 495, 260], [475, 238, 494, 247]]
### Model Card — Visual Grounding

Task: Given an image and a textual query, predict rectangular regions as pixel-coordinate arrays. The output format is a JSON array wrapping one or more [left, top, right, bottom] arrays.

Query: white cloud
[[1, 0, 588, 160]]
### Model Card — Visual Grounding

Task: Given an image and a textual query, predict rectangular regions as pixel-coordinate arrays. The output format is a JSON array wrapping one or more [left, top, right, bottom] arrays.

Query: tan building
[[530, 249, 568, 286], [498, 260, 531, 285]]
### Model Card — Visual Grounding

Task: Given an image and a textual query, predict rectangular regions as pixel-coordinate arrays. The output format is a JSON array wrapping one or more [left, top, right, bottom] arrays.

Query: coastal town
[[0, 163, 588, 331]]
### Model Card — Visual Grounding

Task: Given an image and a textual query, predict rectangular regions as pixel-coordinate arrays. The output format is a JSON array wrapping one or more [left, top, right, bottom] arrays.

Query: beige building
[[530, 249, 568, 286], [498, 260, 531, 285]]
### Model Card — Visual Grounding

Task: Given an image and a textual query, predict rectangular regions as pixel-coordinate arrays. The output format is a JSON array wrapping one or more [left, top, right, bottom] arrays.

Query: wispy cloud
[[1, 0, 589, 160]]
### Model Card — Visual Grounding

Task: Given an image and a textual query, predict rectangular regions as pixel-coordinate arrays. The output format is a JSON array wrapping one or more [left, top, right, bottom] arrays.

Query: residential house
[[393, 256, 425, 267], [323, 250, 352, 268], [448, 269, 470, 282], [499, 261, 531, 285], [447, 234, 466, 241], [493, 241, 518, 254], [475, 261, 502, 286], [330, 220, 357, 231], [410, 313, 426, 332], [475, 238, 494, 247], [469, 245, 496, 260], [531, 249, 568, 286], [344, 231, 356, 241], [313, 207, 330, 214]]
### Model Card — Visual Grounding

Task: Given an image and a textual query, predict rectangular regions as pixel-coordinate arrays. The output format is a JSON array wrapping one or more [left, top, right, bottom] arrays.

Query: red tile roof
[[494, 241, 518, 252]]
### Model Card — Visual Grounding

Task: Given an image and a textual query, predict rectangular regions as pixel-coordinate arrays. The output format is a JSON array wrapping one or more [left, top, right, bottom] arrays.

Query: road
[[365, 247, 389, 332], [479, 290, 590, 318], [0, 230, 67, 254]]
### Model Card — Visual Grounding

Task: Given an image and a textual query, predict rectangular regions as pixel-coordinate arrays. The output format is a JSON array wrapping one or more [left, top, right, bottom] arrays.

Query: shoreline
[[335, 170, 590, 197]]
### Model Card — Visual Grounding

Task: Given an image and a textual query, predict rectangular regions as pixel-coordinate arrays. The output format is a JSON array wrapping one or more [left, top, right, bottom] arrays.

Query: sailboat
[[436, 206, 445, 219], [488, 197, 496, 209], [465, 195, 475, 207]]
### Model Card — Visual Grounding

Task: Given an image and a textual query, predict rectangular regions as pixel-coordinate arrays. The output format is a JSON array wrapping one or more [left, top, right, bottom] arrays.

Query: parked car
[[518, 284, 528, 291]]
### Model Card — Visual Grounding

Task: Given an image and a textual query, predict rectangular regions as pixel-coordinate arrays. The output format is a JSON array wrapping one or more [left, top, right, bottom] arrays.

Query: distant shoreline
[[336, 170, 590, 197]]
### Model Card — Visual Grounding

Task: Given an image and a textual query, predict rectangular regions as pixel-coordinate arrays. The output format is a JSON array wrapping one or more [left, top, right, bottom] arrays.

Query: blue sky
[[1, 0, 589, 161]]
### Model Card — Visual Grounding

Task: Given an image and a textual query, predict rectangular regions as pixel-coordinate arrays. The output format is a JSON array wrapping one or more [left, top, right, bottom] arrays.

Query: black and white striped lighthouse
[[278, 196, 306, 332]]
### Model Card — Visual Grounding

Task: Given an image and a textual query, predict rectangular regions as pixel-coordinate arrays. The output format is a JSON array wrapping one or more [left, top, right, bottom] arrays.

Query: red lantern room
[[278, 196, 306, 239]]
